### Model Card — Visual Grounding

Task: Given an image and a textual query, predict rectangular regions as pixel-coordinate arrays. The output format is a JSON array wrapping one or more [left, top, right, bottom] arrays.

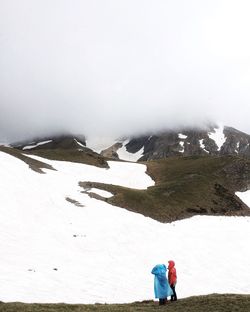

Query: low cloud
[[1, 0, 250, 143]]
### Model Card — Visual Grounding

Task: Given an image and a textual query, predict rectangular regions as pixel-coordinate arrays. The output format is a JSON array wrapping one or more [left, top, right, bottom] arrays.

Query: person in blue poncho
[[151, 264, 173, 305]]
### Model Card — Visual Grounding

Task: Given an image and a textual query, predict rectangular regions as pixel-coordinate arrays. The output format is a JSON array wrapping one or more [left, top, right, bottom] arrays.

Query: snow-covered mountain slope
[[90, 125, 250, 161], [0, 150, 250, 304], [86, 137, 143, 162]]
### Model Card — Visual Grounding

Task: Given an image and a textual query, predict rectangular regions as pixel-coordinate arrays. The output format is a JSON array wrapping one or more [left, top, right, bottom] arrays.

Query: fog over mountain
[[1, 0, 250, 143]]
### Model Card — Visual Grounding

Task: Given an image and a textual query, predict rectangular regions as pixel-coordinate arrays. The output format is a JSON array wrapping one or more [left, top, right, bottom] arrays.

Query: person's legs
[[159, 298, 168, 305], [170, 284, 177, 301]]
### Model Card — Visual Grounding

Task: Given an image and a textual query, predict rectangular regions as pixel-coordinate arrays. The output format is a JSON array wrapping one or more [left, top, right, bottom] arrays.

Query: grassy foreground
[[0, 294, 250, 312]]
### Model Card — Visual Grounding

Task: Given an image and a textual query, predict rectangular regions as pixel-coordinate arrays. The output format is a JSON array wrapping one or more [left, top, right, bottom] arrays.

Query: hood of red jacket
[[168, 260, 175, 269]]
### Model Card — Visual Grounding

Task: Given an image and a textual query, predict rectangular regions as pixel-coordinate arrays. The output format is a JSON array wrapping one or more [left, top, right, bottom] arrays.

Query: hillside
[[11, 135, 109, 168], [80, 155, 250, 222]]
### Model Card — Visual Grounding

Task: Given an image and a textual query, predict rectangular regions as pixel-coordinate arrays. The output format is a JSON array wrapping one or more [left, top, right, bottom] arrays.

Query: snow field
[[0, 151, 249, 303]]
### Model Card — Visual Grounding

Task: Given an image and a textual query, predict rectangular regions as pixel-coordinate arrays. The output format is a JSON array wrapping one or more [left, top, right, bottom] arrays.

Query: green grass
[[1, 294, 250, 311], [79, 156, 250, 222]]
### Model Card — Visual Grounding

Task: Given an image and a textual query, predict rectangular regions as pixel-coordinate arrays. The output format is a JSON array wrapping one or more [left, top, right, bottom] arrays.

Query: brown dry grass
[[0, 294, 250, 312]]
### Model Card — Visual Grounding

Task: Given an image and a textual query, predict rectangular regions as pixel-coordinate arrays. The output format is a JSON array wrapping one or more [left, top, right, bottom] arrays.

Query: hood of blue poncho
[[151, 264, 167, 276]]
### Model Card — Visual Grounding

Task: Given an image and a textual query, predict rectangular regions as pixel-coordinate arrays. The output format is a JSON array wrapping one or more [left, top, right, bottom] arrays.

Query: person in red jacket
[[168, 260, 177, 301]]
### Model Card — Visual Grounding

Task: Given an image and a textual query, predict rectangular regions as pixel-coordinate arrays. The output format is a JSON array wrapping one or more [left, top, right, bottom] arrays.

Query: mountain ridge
[[8, 124, 250, 162], [106, 125, 250, 161]]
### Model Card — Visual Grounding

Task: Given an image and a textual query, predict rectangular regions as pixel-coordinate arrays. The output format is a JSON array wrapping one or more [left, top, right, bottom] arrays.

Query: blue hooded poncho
[[151, 264, 173, 299]]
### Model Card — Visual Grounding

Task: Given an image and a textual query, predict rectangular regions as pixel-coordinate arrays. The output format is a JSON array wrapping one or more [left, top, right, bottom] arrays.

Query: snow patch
[[199, 139, 209, 153], [23, 140, 52, 150], [236, 190, 250, 207], [235, 142, 240, 153], [117, 140, 144, 162], [88, 188, 113, 198], [208, 125, 226, 150], [86, 137, 144, 162], [179, 141, 184, 153], [74, 139, 85, 148], [178, 134, 187, 153], [178, 133, 187, 139]]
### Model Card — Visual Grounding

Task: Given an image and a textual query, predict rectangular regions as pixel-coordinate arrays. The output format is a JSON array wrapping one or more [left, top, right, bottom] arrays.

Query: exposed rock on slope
[[100, 125, 250, 161], [100, 142, 123, 159]]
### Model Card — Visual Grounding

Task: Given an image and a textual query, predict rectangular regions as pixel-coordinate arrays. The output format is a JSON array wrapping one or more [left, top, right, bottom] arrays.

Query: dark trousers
[[159, 298, 166, 305], [170, 284, 177, 301]]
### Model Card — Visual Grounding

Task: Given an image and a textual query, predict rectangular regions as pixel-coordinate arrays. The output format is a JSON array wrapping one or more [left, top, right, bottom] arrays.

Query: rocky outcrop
[[221, 127, 250, 156], [100, 142, 123, 159], [121, 125, 250, 161]]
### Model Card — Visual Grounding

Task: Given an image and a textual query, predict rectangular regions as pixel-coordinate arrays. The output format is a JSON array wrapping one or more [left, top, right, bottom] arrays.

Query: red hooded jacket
[[168, 260, 177, 285]]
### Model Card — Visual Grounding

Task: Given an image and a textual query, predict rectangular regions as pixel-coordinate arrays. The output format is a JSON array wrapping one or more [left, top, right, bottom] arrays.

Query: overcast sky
[[1, 0, 250, 142]]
